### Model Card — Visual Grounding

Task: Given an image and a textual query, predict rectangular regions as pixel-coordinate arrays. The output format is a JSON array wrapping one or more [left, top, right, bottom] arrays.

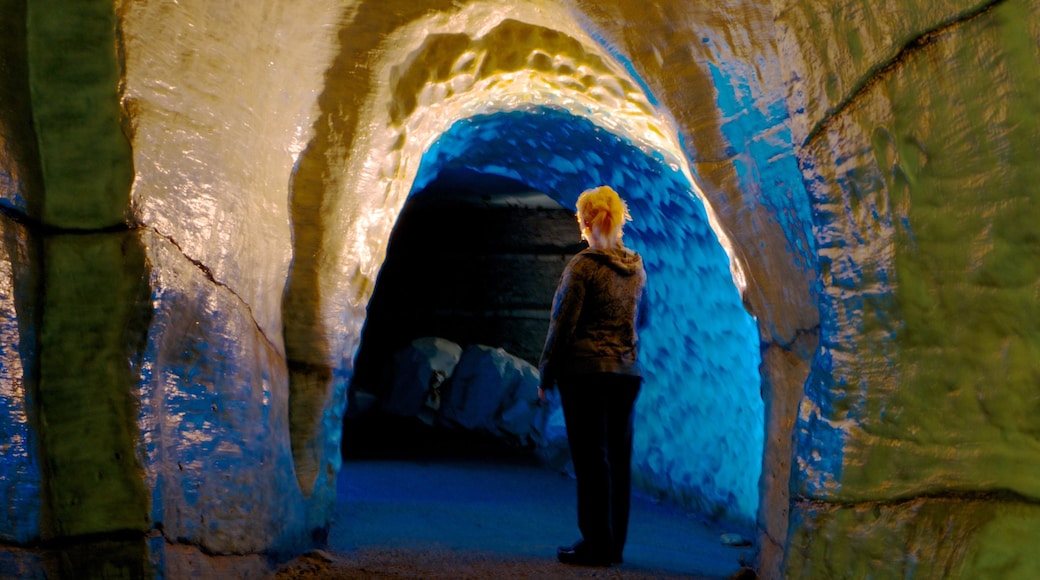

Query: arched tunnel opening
[[11, 1, 1036, 576], [336, 107, 766, 532], [344, 168, 579, 460]]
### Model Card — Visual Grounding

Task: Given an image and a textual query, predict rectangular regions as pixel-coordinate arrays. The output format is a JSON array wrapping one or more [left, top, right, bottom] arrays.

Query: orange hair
[[576, 185, 631, 245]]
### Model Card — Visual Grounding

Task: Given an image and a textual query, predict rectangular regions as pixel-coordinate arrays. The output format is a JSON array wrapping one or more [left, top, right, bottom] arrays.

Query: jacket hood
[[584, 247, 643, 276]]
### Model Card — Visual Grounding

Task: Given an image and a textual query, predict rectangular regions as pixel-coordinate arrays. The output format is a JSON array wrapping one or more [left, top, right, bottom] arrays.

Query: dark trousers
[[558, 373, 642, 557]]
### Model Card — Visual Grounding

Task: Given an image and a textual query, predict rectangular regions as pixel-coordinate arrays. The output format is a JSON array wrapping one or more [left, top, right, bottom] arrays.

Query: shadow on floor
[[275, 415, 757, 579]]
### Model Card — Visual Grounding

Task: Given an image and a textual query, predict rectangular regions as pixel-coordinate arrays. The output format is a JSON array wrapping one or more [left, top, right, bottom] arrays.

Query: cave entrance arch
[[346, 107, 764, 528]]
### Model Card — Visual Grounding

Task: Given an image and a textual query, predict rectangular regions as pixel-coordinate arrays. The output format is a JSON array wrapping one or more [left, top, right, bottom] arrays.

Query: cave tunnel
[[341, 107, 765, 530], [4, 0, 1037, 578]]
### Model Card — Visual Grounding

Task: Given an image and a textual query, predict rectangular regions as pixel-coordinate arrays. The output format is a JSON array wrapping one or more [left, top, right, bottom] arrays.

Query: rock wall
[[0, 0, 345, 571], [783, 0, 1040, 577], [0, 0, 1037, 577]]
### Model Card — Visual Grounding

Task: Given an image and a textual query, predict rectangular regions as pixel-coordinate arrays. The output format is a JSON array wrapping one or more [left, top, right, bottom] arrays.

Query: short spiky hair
[[576, 185, 631, 244]]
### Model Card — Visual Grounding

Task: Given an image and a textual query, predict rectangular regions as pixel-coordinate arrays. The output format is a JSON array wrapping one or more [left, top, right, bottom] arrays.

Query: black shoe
[[556, 542, 612, 567]]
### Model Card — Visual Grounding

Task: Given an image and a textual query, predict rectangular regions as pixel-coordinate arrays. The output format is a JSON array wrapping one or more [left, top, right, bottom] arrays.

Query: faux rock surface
[[787, 497, 1040, 579], [0, 0, 1036, 577], [121, 0, 342, 346], [0, 216, 40, 544], [137, 230, 313, 555], [37, 232, 151, 539], [27, 0, 132, 229], [0, 0, 39, 217], [786, 0, 1040, 576], [796, 0, 1040, 502], [437, 344, 539, 437]]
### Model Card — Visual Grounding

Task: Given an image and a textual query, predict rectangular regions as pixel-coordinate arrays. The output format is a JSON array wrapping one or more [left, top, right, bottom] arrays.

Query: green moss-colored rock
[[797, 0, 1040, 503], [788, 498, 1040, 579], [776, 0, 992, 142], [38, 232, 150, 538], [790, 0, 1040, 575], [27, 0, 132, 228]]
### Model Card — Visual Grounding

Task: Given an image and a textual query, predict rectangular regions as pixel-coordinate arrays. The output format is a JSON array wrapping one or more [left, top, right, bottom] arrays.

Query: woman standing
[[539, 185, 647, 567]]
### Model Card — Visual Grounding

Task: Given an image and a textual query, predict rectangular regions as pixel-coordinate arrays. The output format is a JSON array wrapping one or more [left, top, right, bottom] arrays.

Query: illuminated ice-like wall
[[1, 0, 1038, 578], [413, 108, 764, 522]]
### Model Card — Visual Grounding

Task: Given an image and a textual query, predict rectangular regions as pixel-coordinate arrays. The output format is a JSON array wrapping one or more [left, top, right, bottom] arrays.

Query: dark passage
[[344, 169, 579, 460]]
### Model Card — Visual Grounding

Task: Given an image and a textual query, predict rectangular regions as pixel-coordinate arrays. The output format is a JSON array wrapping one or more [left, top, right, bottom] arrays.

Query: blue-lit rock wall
[[0, 0, 43, 549], [0, 218, 39, 545], [1, 0, 1037, 578], [136, 230, 308, 554], [414, 108, 765, 525], [0, 0, 344, 572]]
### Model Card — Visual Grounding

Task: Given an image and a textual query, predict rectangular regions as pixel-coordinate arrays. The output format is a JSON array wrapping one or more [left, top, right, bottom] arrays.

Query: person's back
[[537, 185, 648, 568], [566, 247, 645, 378]]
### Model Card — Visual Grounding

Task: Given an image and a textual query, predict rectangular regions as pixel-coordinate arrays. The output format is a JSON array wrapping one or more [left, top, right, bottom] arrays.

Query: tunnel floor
[[275, 418, 755, 579]]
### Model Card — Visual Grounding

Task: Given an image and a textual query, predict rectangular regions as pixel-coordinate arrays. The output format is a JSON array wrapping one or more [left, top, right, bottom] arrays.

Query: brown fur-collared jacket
[[538, 246, 647, 389]]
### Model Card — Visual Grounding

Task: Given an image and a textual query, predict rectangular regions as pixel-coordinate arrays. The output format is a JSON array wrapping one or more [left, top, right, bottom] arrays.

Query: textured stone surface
[[775, 0, 992, 143], [138, 230, 313, 555], [37, 232, 151, 539], [437, 344, 539, 436], [794, 0, 1040, 503], [0, 216, 40, 544], [27, 0, 133, 228], [788, 497, 1040, 579], [120, 0, 341, 346], [574, 0, 820, 345], [0, 536, 151, 579], [3, 0, 1036, 576], [0, 2, 42, 546], [286, 2, 768, 528], [0, 0, 41, 217], [9, 0, 770, 567], [756, 334, 816, 578], [786, 0, 1040, 576], [119, 0, 348, 517]]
